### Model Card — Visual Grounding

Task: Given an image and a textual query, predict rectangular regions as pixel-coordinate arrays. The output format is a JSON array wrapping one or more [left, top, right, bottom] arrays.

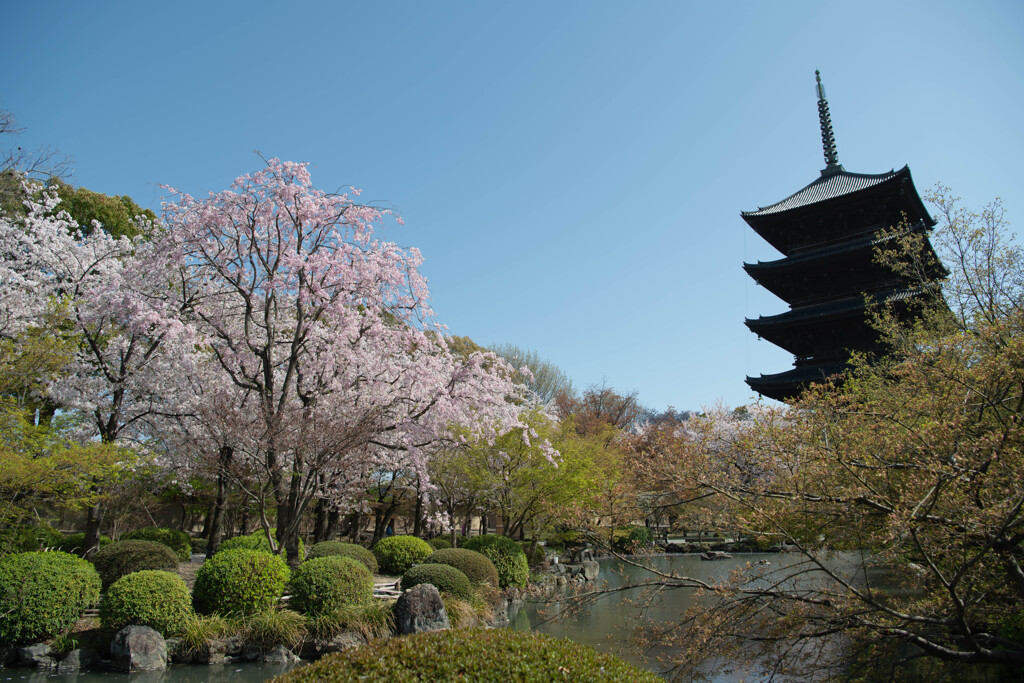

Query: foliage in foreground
[[100, 569, 192, 636], [289, 555, 374, 616], [0, 551, 101, 645], [372, 535, 433, 575], [460, 534, 529, 588], [273, 627, 661, 682], [193, 548, 289, 616]]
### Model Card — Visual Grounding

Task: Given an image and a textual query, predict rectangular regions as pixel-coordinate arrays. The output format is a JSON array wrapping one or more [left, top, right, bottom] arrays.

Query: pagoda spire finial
[[816, 70, 841, 174]]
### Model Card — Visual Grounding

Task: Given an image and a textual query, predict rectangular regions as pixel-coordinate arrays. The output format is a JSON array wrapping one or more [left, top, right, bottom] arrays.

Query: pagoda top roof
[[742, 166, 906, 218]]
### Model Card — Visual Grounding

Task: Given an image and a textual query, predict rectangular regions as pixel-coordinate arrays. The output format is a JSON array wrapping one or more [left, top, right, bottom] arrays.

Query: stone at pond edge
[[55, 647, 101, 673], [581, 559, 600, 581], [262, 644, 300, 664], [18, 642, 55, 669], [0, 644, 19, 667], [110, 625, 167, 672], [394, 583, 450, 635]]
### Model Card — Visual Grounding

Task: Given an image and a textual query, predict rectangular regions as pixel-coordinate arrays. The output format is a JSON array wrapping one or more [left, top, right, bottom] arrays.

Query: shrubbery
[[193, 548, 290, 616], [427, 537, 451, 551], [0, 551, 101, 645], [217, 529, 304, 559], [122, 527, 192, 561], [612, 525, 652, 553], [275, 627, 662, 682], [90, 539, 180, 589], [372, 535, 433, 575], [519, 541, 547, 570], [460, 534, 529, 588], [55, 532, 112, 555], [100, 570, 192, 636], [425, 548, 499, 588], [307, 541, 378, 574], [400, 564, 472, 600], [289, 556, 374, 617], [2, 524, 64, 552]]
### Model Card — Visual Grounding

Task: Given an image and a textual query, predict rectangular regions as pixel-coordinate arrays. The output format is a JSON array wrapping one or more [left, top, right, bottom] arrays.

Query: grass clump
[[372, 535, 432, 575], [0, 551, 101, 645], [307, 601, 394, 641], [275, 627, 662, 682], [193, 548, 289, 616], [244, 608, 307, 650], [177, 613, 231, 652], [289, 555, 373, 616], [90, 539, 180, 589], [427, 537, 451, 550], [307, 541, 378, 574], [100, 569, 192, 637], [121, 527, 192, 561], [400, 563, 472, 600], [425, 547, 500, 588], [460, 534, 529, 588]]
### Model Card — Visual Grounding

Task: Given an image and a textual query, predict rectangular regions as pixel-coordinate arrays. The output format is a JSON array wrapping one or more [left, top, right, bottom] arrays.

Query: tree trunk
[[325, 508, 340, 541], [412, 487, 424, 537], [205, 446, 232, 557], [83, 498, 103, 559], [311, 498, 327, 544]]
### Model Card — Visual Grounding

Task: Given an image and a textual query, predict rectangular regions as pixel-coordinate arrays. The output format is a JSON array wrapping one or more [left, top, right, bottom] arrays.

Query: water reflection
[[0, 661, 302, 683]]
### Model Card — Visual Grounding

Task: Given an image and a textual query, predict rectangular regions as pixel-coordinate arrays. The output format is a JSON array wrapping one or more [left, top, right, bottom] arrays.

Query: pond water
[[507, 552, 869, 681], [1, 661, 302, 682]]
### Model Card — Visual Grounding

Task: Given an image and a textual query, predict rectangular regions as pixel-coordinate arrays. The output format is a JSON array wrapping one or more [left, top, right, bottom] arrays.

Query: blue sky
[[3, 1, 1022, 412]]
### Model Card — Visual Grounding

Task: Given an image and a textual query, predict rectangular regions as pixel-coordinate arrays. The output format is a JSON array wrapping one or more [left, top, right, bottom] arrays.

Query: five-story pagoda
[[742, 71, 942, 401]]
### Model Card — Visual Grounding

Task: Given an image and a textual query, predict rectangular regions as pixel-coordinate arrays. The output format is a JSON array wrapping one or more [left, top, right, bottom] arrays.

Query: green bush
[[460, 534, 529, 588], [55, 532, 112, 555], [307, 541, 378, 574], [193, 548, 290, 616], [276, 627, 662, 682], [425, 548, 499, 588], [289, 556, 374, 617], [217, 529, 304, 559], [121, 527, 192, 561], [612, 525, 652, 553], [427, 537, 451, 551], [546, 528, 585, 552], [0, 551, 101, 645], [100, 570, 192, 636], [400, 564, 472, 600], [90, 539, 180, 590], [372, 535, 433, 575], [519, 541, 547, 570], [3, 524, 65, 552]]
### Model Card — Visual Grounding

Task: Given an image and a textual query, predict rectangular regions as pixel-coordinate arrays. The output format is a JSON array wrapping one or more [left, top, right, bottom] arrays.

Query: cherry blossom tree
[[160, 159, 530, 563]]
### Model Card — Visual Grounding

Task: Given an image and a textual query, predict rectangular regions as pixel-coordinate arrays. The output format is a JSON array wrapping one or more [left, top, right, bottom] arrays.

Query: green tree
[[489, 343, 575, 404]]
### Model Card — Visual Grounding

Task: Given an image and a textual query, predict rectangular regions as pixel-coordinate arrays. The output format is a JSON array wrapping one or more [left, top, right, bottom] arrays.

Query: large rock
[[18, 643, 55, 669], [394, 583, 450, 635], [581, 559, 600, 581], [55, 647, 101, 673], [110, 625, 167, 672], [0, 644, 19, 667]]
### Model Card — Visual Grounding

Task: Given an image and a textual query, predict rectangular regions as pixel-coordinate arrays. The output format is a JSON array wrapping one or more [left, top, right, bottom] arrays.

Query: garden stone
[[394, 583, 450, 635], [18, 642, 55, 669], [261, 644, 300, 664], [165, 638, 186, 663], [56, 647, 100, 672], [110, 625, 167, 672], [225, 634, 244, 656], [241, 644, 262, 662], [189, 637, 227, 664], [581, 559, 600, 581]]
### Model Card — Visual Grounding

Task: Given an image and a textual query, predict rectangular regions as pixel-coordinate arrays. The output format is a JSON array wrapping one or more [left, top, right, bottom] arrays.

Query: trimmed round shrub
[[90, 539, 179, 589], [216, 529, 304, 559], [100, 570, 192, 636], [460, 534, 529, 588], [289, 556, 373, 616], [55, 532, 112, 555], [427, 537, 451, 551], [6, 524, 65, 552], [400, 564, 472, 600], [372, 535, 433, 575], [122, 527, 192, 561], [308, 541, 378, 574], [192, 548, 289, 616], [0, 551, 101, 645], [425, 548, 499, 588], [274, 627, 661, 682], [520, 542, 547, 570]]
